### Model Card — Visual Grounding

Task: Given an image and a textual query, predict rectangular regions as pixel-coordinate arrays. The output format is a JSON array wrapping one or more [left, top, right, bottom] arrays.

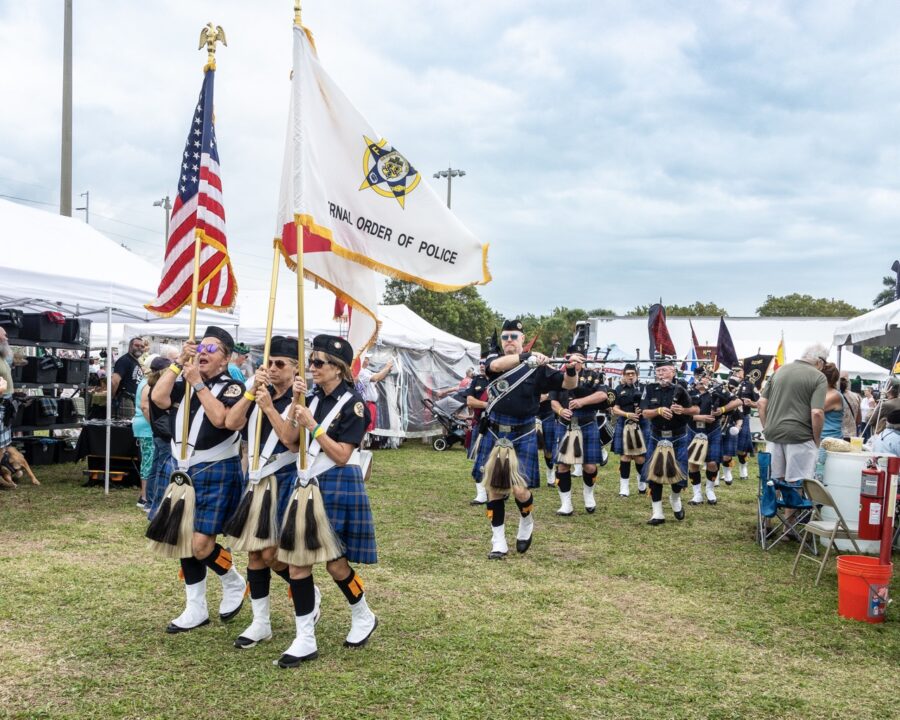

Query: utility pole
[[432, 166, 466, 209], [60, 0, 73, 216], [76, 190, 89, 223], [153, 195, 172, 240]]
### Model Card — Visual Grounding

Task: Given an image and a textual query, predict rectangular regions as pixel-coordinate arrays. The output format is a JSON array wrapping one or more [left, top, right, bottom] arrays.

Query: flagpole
[[293, 0, 308, 472], [180, 231, 203, 462], [180, 27, 226, 463], [250, 249, 282, 473]]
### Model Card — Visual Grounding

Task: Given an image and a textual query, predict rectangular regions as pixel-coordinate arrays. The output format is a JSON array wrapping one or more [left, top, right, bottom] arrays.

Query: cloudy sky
[[2, 0, 899, 321]]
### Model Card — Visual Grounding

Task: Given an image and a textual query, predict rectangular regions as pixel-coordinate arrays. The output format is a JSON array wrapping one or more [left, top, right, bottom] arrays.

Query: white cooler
[[821, 451, 881, 554]]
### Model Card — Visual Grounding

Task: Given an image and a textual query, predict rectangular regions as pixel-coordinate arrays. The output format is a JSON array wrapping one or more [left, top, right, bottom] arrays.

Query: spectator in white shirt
[[356, 354, 394, 441]]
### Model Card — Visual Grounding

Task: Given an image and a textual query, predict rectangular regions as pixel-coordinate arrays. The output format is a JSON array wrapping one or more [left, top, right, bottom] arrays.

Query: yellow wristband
[[243, 391, 256, 402], [313, 425, 326, 439], [168, 364, 182, 376], [720, 406, 726, 414]]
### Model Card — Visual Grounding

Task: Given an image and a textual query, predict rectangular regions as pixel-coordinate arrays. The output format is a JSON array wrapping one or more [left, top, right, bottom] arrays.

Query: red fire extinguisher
[[884, 457, 900, 566], [859, 465, 885, 541]]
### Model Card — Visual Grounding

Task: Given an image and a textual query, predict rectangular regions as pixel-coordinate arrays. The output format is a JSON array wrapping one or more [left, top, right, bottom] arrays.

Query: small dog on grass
[[0, 445, 40, 489]]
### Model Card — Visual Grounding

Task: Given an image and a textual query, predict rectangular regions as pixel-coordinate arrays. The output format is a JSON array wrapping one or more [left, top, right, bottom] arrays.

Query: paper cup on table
[[849, 436, 864, 452]]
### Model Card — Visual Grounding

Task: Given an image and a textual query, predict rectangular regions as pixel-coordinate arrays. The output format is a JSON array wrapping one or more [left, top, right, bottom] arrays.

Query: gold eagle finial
[[198, 22, 227, 69]]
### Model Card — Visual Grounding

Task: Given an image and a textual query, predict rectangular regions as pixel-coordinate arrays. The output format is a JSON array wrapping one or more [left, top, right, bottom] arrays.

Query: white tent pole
[[836, 345, 842, 372], [105, 306, 112, 495]]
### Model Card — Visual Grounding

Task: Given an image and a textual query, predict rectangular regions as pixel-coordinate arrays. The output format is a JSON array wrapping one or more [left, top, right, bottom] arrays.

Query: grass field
[[0, 443, 897, 720]]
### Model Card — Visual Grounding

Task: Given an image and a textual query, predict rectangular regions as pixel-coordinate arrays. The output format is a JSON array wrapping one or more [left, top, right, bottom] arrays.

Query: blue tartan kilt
[[641, 430, 689, 490], [472, 412, 540, 488], [737, 417, 753, 454], [722, 418, 750, 457], [318, 464, 377, 565], [687, 425, 723, 465], [612, 416, 650, 456], [253, 463, 299, 531], [555, 414, 602, 466], [158, 455, 244, 536], [541, 414, 558, 460]]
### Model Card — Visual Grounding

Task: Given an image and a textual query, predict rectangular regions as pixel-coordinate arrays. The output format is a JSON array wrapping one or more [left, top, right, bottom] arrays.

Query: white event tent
[[833, 299, 900, 350], [0, 199, 239, 492]]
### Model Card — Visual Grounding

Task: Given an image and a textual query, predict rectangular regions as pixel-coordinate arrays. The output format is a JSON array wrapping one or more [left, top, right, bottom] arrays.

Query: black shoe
[[638, 488, 648, 495], [688, 499, 704, 506], [674, 509, 685, 521], [344, 616, 378, 648], [706, 498, 718, 506], [277, 650, 318, 667], [219, 599, 244, 623], [488, 550, 508, 560], [647, 517, 665, 526], [165, 617, 210, 634], [556, 510, 574, 517], [469, 499, 487, 506], [585, 506, 596, 514], [516, 536, 533, 554]]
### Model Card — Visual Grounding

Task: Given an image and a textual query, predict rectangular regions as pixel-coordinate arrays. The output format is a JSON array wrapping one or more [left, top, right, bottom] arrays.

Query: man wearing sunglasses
[[150, 326, 248, 634], [223, 336, 306, 650], [473, 319, 582, 559]]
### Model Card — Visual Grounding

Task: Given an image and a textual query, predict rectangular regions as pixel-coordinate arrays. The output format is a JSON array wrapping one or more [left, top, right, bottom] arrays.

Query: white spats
[[277, 612, 319, 666], [516, 513, 534, 542], [690, 483, 704, 505], [546, 467, 556, 487], [491, 524, 509, 555], [619, 477, 630, 497], [572, 464, 583, 477], [218, 566, 247, 619], [556, 490, 574, 516], [638, 479, 648, 493], [344, 595, 378, 648], [650, 500, 665, 521], [739, 462, 748, 479], [723, 467, 733, 485], [706, 480, 717, 504], [582, 483, 596, 512], [669, 491, 683, 514], [235, 596, 272, 649], [167, 577, 209, 633], [472, 481, 487, 504]]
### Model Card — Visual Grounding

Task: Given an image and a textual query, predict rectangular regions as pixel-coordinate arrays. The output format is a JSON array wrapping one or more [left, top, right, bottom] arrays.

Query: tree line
[[381, 279, 894, 366]]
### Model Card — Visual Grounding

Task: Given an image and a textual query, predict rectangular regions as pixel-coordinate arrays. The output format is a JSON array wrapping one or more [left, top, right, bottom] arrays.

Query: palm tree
[[874, 275, 896, 308]]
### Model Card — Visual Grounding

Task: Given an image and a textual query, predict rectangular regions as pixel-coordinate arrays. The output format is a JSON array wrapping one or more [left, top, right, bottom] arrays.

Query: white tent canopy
[[833, 299, 900, 348], [0, 199, 238, 327], [589, 316, 889, 382]]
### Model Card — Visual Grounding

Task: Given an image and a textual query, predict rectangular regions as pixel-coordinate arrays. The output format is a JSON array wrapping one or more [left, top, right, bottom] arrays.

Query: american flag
[[146, 68, 236, 317]]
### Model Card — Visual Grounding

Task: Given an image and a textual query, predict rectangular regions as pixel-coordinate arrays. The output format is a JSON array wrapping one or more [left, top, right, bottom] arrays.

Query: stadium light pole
[[433, 167, 465, 209], [153, 195, 172, 241], [60, 0, 73, 216], [76, 190, 89, 223]]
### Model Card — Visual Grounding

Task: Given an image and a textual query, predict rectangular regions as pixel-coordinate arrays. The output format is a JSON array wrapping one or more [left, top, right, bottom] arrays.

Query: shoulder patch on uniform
[[223, 384, 242, 398], [607, 391, 616, 404], [353, 401, 365, 417]]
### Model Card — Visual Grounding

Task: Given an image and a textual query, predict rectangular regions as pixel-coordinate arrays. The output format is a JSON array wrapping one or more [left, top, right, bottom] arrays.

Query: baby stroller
[[424, 396, 469, 451]]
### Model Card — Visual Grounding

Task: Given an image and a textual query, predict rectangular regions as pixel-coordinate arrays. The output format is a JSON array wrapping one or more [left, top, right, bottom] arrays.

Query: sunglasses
[[500, 333, 521, 341], [309, 358, 333, 369], [267, 359, 296, 369], [197, 343, 221, 354]]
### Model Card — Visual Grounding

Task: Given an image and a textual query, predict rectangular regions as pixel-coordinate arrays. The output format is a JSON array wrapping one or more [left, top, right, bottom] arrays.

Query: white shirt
[[356, 368, 379, 402]]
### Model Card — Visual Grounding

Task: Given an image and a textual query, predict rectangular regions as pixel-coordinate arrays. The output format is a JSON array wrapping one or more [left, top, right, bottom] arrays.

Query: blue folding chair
[[756, 451, 816, 552]]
